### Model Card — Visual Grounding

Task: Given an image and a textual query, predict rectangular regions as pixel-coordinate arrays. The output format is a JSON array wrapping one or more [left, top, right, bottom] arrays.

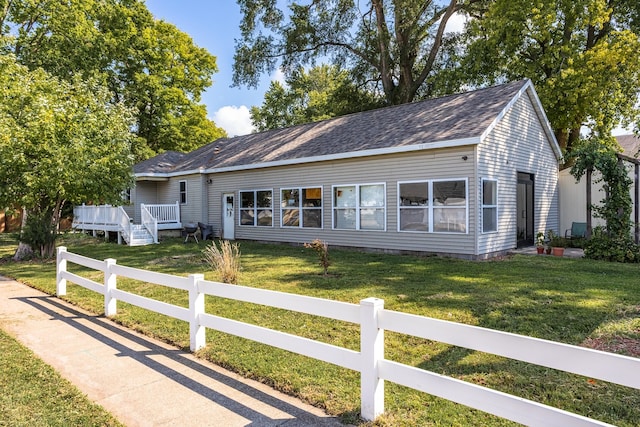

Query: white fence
[[55, 247, 640, 426], [142, 202, 180, 224]]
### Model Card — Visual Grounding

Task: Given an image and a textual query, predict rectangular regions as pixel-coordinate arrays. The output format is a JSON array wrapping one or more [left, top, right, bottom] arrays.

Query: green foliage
[[570, 137, 633, 239], [21, 211, 57, 259], [234, 0, 472, 105], [0, 0, 225, 159], [463, 0, 640, 154], [250, 65, 383, 130], [202, 240, 242, 284], [584, 227, 640, 262], [0, 55, 135, 250]]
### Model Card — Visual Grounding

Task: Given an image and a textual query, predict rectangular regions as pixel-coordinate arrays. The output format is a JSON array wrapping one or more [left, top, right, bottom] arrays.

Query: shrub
[[202, 240, 241, 283], [21, 211, 57, 258], [584, 227, 640, 263], [304, 239, 330, 275]]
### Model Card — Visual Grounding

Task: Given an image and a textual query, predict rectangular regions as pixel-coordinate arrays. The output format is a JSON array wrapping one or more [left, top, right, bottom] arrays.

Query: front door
[[516, 172, 535, 247], [222, 193, 235, 240]]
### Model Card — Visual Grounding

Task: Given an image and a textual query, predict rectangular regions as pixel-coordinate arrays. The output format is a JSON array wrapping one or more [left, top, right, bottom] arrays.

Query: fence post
[[56, 246, 67, 296], [104, 258, 117, 316], [189, 274, 205, 351], [360, 297, 385, 421]]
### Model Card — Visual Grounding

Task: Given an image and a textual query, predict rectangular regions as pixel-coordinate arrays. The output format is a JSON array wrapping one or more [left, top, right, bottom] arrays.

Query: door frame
[[222, 192, 235, 240], [516, 172, 535, 247]]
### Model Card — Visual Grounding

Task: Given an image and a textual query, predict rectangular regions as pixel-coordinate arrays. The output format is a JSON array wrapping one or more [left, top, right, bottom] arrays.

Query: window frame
[[239, 189, 274, 227], [332, 183, 386, 231], [179, 181, 187, 205], [481, 178, 499, 234], [280, 186, 323, 229], [397, 178, 468, 234]]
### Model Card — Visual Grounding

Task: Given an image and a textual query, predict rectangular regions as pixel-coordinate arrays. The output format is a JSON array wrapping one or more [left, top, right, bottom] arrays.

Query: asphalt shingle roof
[[616, 134, 640, 158], [135, 79, 531, 175]]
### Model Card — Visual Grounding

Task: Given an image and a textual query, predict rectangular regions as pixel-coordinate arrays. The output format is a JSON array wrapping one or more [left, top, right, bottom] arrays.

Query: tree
[[234, 0, 479, 106], [463, 0, 640, 155], [0, 56, 136, 258], [250, 65, 383, 131], [0, 0, 226, 160]]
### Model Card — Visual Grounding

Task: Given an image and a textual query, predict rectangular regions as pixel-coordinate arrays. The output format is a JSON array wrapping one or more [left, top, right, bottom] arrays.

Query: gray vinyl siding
[[207, 147, 477, 255], [162, 174, 203, 225], [130, 181, 158, 224], [477, 92, 559, 255]]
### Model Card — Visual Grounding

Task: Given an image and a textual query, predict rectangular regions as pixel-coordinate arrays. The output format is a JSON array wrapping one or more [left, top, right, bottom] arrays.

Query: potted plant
[[547, 229, 565, 256], [536, 232, 545, 254]]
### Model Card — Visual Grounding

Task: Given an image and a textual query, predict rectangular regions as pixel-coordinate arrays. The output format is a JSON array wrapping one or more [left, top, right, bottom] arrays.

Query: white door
[[222, 193, 235, 240]]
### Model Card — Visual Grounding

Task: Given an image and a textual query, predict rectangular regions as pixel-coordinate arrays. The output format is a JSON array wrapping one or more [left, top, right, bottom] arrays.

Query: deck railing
[[143, 201, 180, 224], [56, 247, 639, 426], [73, 204, 121, 227]]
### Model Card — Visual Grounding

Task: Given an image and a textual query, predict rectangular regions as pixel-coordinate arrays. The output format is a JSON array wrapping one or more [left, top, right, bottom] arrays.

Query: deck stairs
[[122, 224, 155, 246]]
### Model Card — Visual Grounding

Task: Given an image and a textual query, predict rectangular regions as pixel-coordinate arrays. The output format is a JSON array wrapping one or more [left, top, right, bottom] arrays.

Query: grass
[[1, 232, 639, 426], [0, 329, 123, 427]]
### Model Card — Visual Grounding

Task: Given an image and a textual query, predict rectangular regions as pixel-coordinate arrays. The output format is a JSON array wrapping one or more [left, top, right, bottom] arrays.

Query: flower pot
[[552, 247, 565, 257], [545, 247, 551, 255], [536, 246, 544, 254]]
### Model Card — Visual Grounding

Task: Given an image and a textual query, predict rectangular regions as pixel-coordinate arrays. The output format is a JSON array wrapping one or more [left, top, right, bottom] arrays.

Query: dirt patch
[[582, 336, 640, 358]]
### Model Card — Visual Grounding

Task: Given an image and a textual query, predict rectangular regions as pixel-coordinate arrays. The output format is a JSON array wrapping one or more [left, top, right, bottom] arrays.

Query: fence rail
[[56, 247, 639, 426]]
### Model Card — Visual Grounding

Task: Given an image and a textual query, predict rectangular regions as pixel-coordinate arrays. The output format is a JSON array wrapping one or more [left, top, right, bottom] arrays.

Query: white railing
[[73, 204, 121, 227], [144, 201, 180, 224], [118, 207, 133, 244], [140, 204, 158, 243], [56, 247, 639, 426]]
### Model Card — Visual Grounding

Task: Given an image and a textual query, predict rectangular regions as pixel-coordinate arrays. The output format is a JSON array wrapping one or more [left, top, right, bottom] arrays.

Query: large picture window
[[333, 184, 385, 230], [240, 189, 273, 226], [482, 179, 498, 233], [398, 179, 467, 233], [281, 187, 322, 228]]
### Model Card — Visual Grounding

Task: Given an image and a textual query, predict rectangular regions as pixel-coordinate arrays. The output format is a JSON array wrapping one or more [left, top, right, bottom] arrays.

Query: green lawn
[[1, 232, 639, 426]]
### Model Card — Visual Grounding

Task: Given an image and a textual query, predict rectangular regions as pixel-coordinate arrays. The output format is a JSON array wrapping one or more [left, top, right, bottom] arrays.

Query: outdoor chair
[[198, 222, 214, 240], [565, 222, 587, 240]]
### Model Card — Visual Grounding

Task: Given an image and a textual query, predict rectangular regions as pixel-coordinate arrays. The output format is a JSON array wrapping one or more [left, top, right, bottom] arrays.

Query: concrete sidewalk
[[0, 276, 345, 427]]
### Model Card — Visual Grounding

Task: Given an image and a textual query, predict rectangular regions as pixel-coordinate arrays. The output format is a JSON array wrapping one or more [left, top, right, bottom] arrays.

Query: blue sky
[[146, 0, 277, 136]]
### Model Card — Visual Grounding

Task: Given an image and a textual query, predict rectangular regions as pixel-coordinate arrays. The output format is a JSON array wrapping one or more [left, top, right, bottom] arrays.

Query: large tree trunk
[[13, 208, 33, 261]]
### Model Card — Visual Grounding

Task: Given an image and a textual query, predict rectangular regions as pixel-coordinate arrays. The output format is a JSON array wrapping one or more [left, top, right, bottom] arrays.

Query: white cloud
[[444, 12, 468, 33], [213, 105, 255, 137], [271, 67, 286, 85]]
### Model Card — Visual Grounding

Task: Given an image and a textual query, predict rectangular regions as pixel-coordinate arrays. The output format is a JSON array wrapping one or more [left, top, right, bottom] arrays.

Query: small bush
[[202, 240, 241, 283], [304, 239, 330, 275], [584, 227, 640, 263]]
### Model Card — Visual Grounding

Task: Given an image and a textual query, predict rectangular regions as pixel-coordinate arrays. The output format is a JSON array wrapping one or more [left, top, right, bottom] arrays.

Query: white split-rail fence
[[55, 246, 640, 426]]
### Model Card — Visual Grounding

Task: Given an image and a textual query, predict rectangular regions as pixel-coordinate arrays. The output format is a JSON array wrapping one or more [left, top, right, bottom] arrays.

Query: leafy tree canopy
[[250, 65, 383, 131], [0, 0, 226, 159], [234, 0, 478, 106], [463, 0, 640, 154], [0, 55, 136, 256]]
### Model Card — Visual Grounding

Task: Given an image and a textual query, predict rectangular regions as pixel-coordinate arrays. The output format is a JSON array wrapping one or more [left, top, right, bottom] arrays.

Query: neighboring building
[[129, 79, 561, 258], [559, 134, 640, 239]]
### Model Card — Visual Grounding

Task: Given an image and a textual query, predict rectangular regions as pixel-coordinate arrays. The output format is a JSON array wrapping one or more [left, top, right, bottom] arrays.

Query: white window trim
[[397, 178, 468, 234], [239, 188, 274, 227], [481, 178, 499, 234], [179, 180, 187, 205], [332, 183, 387, 231], [280, 186, 324, 229]]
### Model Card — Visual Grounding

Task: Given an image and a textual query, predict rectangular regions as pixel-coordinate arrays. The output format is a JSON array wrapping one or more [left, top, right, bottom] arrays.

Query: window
[[281, 187, 322, 228], [482, 179, 498, 233], [179, 181, 187, 204], [240, 190, 273, 226], [433, 180, 467, 233], [398, 179, 468, 233], [333, 184, 385, 230], [398, 182, 429, 232]]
